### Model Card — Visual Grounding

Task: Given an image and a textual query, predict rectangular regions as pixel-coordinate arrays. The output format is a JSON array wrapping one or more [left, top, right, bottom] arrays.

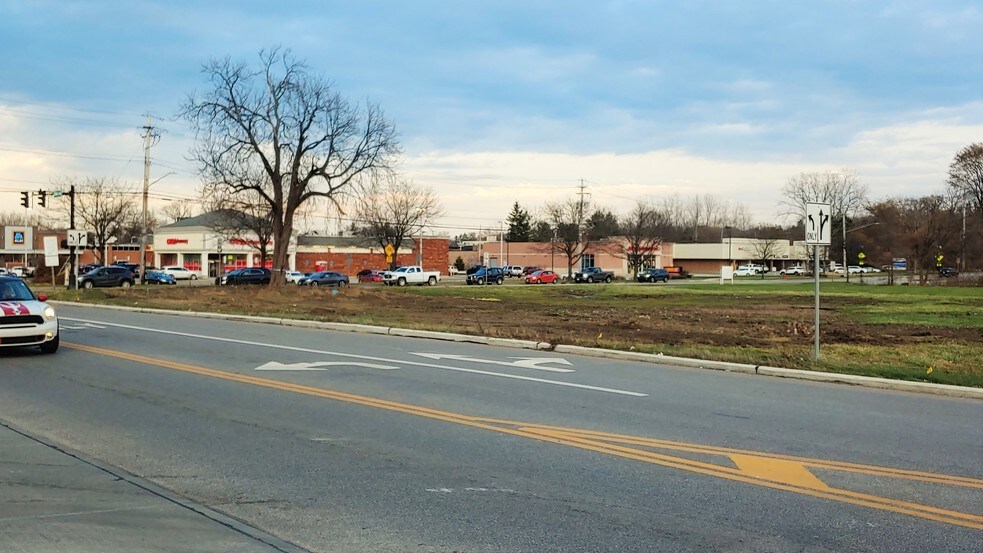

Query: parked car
[[574, 267, 614, 283], [0, 276, 59, 354], [357, 269, 384, 283], [221, 268, 271, 285], [860, 265, 881, 273], [284, 271, 305, 284], [847, 265, 864, 274], [143, 270, 177, 285], [466, 267, 505, 285], [938, 267, 959, 278], [522, 266, 542, 276], [306, 271, 350, 287], [113, 262, 142, 279], [160, 266, 199, 280], [78, 266, 135, 289], [637, 268, 669, 283], [503, 265, 524, 278], [734, 267, 757, 277], [780, 266, 806, 276], [525, 270, 560, 284]]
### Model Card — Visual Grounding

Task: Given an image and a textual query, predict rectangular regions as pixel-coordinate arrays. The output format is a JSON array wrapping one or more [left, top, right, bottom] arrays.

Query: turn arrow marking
[[410, 353, 574, 373], [255, 361, 399, 371]]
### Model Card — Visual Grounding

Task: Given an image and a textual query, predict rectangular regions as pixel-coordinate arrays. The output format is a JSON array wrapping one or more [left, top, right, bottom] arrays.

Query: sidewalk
[[0, 421, 304, 553]]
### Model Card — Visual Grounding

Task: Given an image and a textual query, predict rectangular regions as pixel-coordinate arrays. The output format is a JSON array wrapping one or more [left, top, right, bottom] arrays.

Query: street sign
[[893, 258, 907, 270], [43, 236, 59, 267], [384, 243, 395, 256], [805, 202, 832, 245], [66, 230, 87, 247]]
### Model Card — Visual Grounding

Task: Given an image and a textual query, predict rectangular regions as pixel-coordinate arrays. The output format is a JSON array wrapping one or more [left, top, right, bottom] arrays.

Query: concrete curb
[[51, 301, 982, 399]]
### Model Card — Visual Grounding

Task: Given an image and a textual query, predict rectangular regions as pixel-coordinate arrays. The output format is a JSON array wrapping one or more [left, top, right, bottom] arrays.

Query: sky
[[1, 0, 981, 237]]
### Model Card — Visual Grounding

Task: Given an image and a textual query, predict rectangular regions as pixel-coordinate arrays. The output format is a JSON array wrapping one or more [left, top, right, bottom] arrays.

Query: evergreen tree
[[505, 201, 532, 241]]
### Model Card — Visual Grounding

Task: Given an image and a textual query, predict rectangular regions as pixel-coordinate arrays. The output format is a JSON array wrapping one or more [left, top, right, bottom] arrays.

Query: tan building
[[672, 238, 810, 275]]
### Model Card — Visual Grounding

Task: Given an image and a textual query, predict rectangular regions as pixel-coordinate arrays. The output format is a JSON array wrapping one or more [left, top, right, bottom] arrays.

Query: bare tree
[[617, 202, 668, 277], [749, 235, 783, 279], [947, 142, 983, 214], [352, 174, 442, 270], [205, 190, 276, 269], [160, 200, 199, 224], [544, 192, 591, 277], [51, 178, 137, 263], [182, 47, 400, 286], [779, 170, 868, 221]]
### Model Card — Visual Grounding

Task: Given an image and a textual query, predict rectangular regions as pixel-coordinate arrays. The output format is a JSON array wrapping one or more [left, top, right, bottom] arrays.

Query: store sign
[[4, 226, 33, 250], [166, 238, 189, 245], [230, 238, 272, 246]]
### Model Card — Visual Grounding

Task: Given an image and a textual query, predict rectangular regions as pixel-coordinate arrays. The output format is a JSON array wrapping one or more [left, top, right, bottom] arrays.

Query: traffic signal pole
[[68, 185, 77, 290]]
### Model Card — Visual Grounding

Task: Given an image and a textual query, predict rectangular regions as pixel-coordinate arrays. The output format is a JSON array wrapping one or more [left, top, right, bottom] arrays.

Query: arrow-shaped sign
[[410, 353, 574, 373], [255, 361, 399, 371]]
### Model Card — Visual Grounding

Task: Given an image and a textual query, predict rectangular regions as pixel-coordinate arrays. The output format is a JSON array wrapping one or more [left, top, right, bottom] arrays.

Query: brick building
[[449, 239, 674, 276], [296, 235, 450, 275]]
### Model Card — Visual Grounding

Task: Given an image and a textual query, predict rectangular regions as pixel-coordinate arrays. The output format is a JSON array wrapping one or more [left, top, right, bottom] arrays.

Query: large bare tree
[[52, 178, 137, 263], [160, 200, 199, 224], [182, 48, 400, 285], [351, 174, 443, 270], [947, 142, 983, 213]]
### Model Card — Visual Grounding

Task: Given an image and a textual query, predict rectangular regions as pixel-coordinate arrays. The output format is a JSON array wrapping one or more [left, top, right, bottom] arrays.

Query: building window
[[581, 254, 595, 269]]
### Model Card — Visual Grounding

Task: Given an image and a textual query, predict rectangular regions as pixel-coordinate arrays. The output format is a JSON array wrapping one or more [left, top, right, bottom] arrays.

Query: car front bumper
[[0, 319, 58, 348]]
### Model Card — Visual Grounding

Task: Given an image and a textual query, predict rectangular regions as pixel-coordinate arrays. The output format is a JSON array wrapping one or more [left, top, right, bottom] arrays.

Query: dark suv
[[221, 268, 272, 285], [637, 268, 669, 283], [466, 267, 505, 285], [79, 266, 135, 288]]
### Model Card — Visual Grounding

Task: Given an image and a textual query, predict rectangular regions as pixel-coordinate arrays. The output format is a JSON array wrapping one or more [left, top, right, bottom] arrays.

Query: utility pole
[[139, 115, 159, 284], [842, 212, 848, 283]]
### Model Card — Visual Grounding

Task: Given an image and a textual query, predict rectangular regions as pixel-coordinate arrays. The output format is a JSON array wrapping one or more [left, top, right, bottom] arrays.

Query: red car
[[525, 270, 560, 284], [357, 269, 384, 283]]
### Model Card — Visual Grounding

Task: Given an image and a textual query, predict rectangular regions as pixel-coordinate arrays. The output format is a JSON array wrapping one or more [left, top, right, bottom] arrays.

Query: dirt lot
[[56, 282, 983, 388]]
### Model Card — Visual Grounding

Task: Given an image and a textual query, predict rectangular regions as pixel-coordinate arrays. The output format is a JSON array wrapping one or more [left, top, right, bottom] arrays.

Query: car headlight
[[44, 306, 56, 319]]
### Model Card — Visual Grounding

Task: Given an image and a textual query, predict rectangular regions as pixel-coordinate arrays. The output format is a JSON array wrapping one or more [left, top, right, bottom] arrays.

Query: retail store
[[154, 213, 297, 278]]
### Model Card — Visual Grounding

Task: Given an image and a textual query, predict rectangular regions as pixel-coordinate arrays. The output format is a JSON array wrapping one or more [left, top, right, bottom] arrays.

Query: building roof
[[158, 209, 251, 229]]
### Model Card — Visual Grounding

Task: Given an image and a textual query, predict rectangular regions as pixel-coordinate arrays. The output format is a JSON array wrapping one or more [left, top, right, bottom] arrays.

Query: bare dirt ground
[[94, 285, 982, 350]]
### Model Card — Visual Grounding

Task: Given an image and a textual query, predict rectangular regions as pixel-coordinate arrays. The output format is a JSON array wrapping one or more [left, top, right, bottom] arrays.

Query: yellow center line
[[64, 342, 983, 531]]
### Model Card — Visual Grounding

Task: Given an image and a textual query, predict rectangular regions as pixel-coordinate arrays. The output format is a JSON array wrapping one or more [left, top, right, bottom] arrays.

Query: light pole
[[844, 221, 880, 282]]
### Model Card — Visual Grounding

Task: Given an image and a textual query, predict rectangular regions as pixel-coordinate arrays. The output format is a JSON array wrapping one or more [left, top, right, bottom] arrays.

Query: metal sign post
[[806, 202, 832, 360]]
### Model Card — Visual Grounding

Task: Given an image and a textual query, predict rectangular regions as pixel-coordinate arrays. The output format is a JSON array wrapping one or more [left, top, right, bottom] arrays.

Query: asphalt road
[[1, 304, 981, 552]]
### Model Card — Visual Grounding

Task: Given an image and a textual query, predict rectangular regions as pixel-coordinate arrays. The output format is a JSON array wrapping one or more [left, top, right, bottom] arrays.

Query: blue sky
[[1, 1, 981, 235]]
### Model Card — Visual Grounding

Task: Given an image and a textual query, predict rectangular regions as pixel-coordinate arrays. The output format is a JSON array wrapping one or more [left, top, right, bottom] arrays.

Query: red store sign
[[166, 238, 189, 245]]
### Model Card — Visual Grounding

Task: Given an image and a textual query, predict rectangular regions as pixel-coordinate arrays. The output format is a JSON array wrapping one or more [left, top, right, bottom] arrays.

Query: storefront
[[154, 213, 297, 278]]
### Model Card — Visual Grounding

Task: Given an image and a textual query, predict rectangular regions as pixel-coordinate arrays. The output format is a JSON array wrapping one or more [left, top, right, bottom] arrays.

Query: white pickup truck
[[383, 266, 441, 287]]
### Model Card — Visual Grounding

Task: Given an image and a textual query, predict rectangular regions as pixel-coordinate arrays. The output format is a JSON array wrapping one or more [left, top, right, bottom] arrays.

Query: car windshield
[[0, 280, 36, 301]]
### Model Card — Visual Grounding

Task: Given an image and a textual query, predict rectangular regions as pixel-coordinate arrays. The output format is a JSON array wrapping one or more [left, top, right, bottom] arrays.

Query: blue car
[[144, 270, 177, 285]]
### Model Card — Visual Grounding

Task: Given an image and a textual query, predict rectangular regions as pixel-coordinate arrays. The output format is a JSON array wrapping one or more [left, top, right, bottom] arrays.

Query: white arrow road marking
[[61, 317, 646, 397], [255, 361, 399, 371], [410, 353, 574, 373]]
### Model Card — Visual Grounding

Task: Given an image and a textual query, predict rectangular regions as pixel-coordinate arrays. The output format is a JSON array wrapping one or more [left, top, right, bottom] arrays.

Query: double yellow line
[[65, 342, 983, 530]]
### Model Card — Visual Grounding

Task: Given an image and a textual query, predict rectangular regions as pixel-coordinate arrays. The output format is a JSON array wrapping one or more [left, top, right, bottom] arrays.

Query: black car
[[637, 268, 669, 283], [113, 261, 141, 279], [220, 268, 271, 285], [78, 266, 135, 289], [938, 267, 959, 278], [306, 271, 350, 287], [466, 267, 505, 285]]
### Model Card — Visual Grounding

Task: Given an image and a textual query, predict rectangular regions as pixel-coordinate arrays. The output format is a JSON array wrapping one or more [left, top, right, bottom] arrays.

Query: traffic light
[[20, 191, 30, 208], [37, 190, 47, 208]]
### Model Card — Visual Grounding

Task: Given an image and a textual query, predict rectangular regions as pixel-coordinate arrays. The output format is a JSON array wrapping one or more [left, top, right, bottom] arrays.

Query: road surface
[[1, 304, 980, 552]]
